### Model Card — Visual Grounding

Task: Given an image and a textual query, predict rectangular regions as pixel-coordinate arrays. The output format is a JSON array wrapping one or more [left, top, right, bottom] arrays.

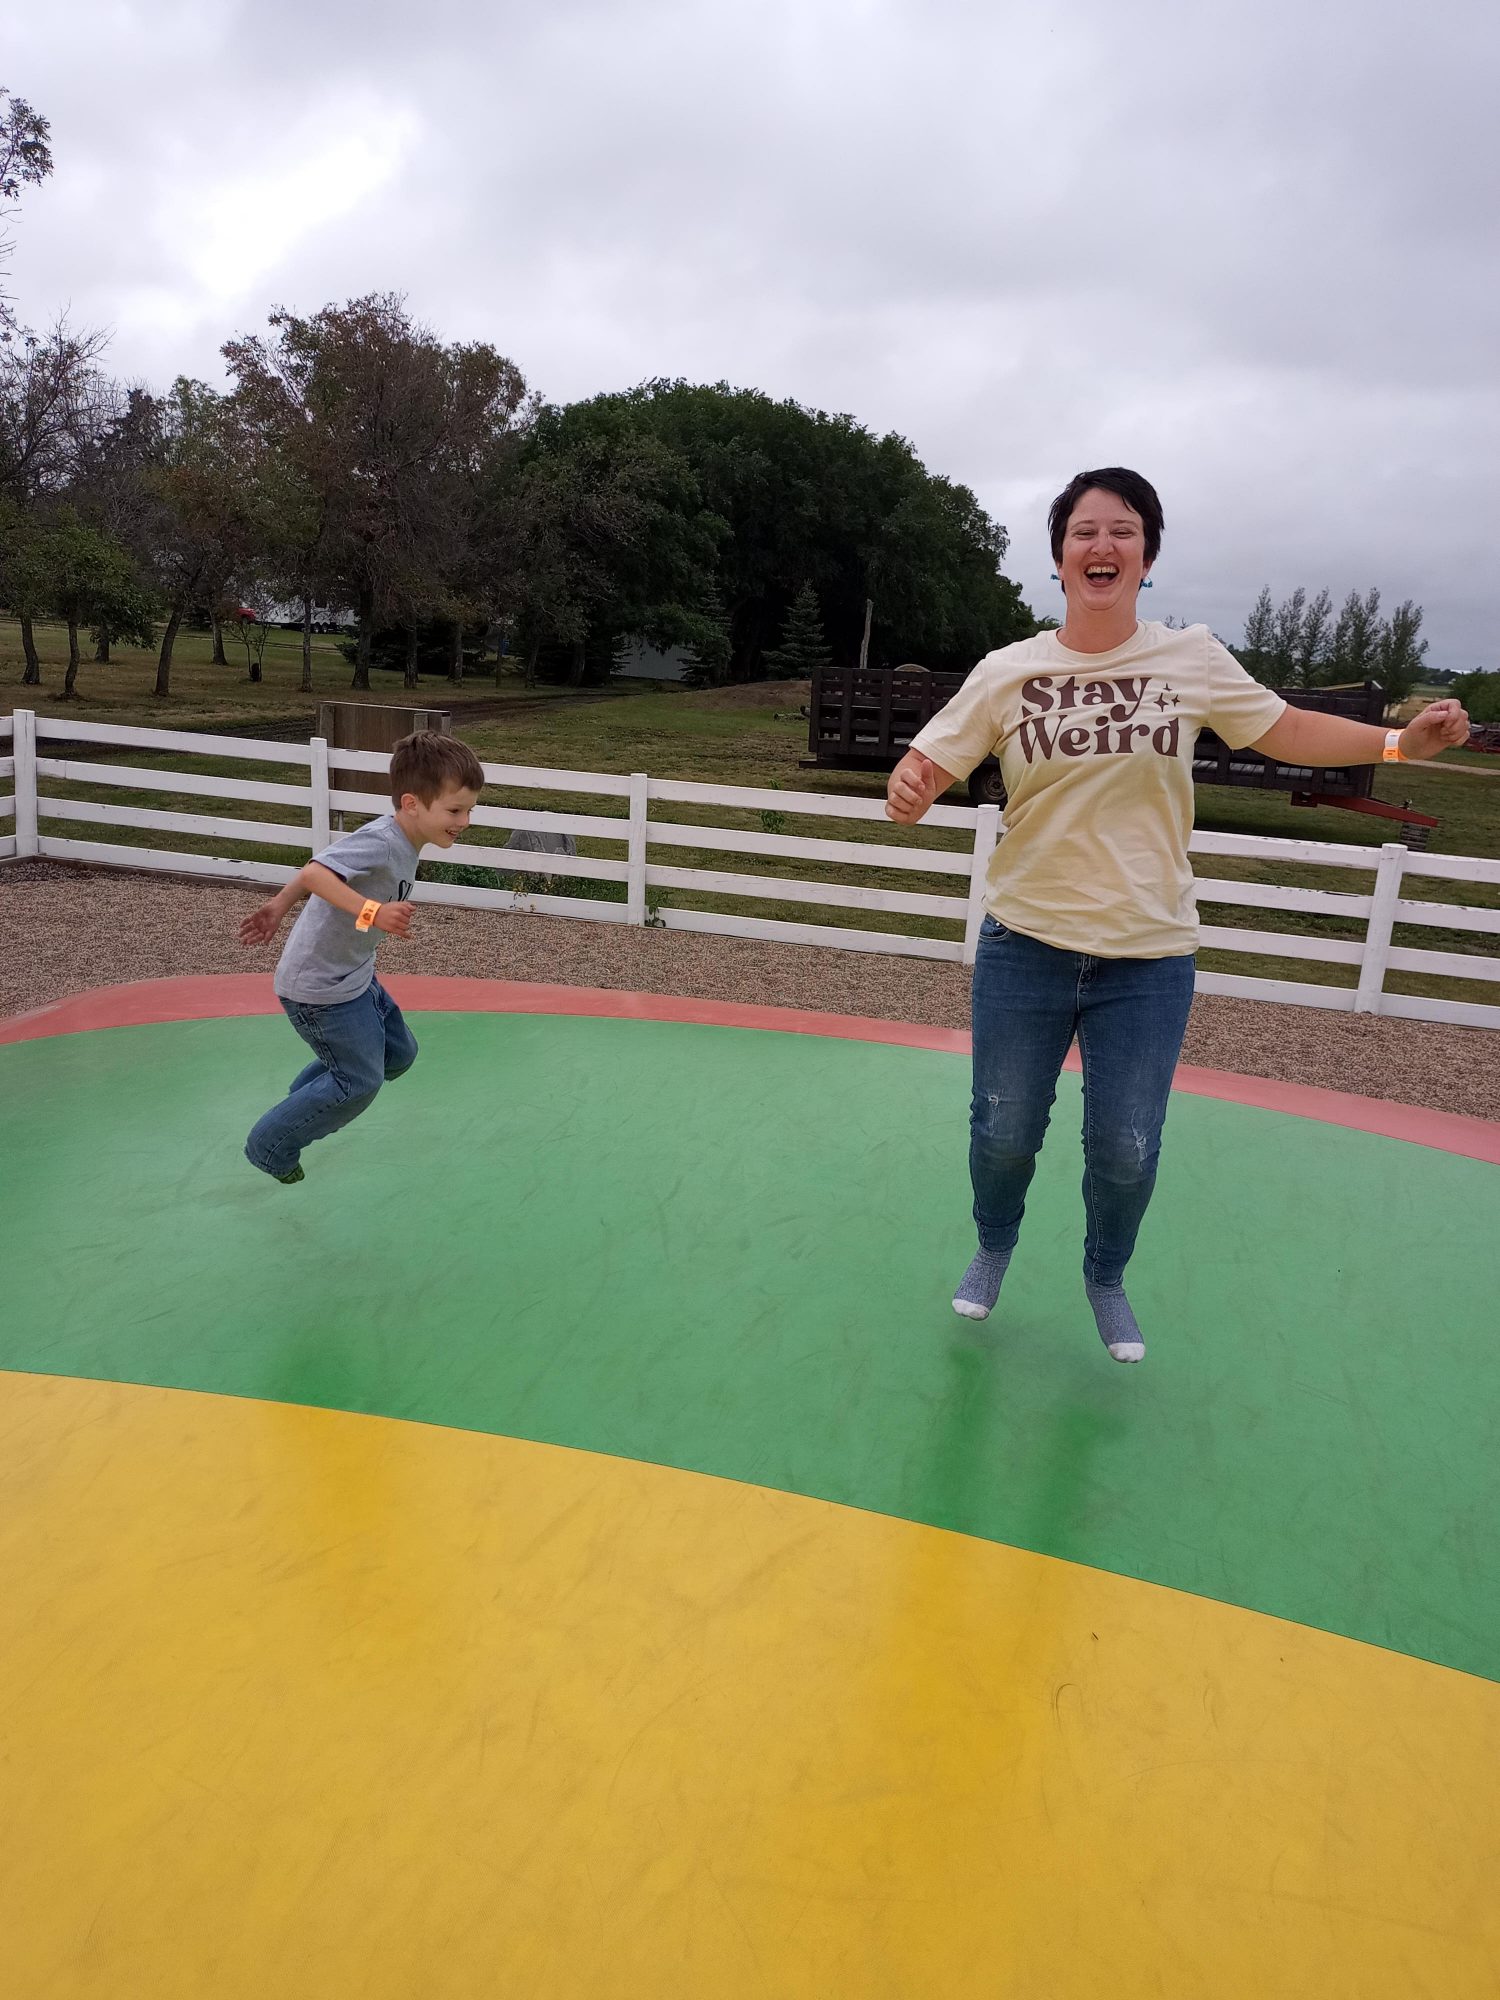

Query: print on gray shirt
[[274, 813, 421, 1005]]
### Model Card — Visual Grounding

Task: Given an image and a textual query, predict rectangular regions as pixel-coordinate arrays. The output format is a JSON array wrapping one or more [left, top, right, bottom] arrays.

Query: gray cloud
[[9, 0, 1497, 664]]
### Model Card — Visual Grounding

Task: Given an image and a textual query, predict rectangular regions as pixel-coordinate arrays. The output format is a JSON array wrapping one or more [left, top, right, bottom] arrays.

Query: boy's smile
[[398, 784, 479, 851]]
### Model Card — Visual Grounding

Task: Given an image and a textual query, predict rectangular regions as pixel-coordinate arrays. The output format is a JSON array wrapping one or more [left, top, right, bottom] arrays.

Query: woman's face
[[1057, 487, 1153, 615]]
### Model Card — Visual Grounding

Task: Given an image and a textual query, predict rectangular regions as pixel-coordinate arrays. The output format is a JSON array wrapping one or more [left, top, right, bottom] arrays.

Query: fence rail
[[1, 709, 1497, 1029]]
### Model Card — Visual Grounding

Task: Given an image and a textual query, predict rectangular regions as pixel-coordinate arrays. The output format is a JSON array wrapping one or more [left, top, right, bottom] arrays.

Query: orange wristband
[[1382, 730, 1407, 764], [354, 899, 381, 932]]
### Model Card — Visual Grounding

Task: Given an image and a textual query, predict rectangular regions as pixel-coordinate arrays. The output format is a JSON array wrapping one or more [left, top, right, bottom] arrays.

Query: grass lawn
[[10, 655, 1498, 1016], [0, 617, 603, 732]]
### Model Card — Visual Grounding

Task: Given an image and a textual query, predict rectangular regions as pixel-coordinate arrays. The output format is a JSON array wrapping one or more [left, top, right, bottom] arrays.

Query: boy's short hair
[[1048, 467, 1165, 566], [389, 731, 486, 805]]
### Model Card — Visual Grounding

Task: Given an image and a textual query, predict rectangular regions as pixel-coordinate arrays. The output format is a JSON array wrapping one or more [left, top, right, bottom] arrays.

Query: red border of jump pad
[[2, 973, 1497, 1166]]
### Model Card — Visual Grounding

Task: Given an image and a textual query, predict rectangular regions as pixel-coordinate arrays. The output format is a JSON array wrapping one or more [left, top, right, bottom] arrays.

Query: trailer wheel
[[967, 764, 1007, 808]]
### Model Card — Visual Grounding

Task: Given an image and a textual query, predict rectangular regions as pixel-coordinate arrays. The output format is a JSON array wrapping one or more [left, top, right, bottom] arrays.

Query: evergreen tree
[[1376, 599, 1428, 707], [678, 574, 733, 688], [1292, 587, 1334, 688], [762, 581, 831, 680], [1333, 587, 1384, 683], [1239, 585, 1276, 683]]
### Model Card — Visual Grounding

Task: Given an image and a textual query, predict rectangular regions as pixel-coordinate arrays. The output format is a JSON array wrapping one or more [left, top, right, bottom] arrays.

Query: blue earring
[[1141, 578, 1153, 589]]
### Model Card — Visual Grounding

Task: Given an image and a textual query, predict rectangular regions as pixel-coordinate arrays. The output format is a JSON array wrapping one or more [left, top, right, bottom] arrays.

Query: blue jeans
[[245, 979, 418, 1177], [969, 918, 1195, 1287]]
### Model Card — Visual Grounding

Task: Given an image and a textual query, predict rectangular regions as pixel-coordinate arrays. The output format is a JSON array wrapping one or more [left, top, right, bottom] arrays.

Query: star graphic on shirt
[[1153, 686, 1182, 710]]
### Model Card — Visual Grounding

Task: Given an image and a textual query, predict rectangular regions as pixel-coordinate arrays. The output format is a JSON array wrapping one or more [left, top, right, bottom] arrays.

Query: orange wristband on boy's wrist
[[354, 899, 381, 933]]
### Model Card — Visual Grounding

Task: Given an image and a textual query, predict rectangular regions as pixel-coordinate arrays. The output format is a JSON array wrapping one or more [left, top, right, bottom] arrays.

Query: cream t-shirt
[[910, 621, 1286, 959]]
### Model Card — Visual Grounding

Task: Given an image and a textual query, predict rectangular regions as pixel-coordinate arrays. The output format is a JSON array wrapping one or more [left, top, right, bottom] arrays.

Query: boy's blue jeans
[[245, 979, 418, 1178], [969, 917, 1195, 1287]]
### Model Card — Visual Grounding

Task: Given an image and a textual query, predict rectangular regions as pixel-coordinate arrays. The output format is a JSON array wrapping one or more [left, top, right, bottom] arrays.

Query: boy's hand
[[375, 901, 415, 938], [239, 901, 284, 946]]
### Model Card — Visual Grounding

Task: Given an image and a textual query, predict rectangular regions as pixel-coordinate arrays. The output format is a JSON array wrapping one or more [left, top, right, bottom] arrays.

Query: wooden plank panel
[[646, 819, 973, 874], [1383, 946, 1500, 984], [1189, 830, 1381, 871], [36, 838, 295, 886], [658, 907, 963, 960], [37, 758, 315, 809], [645, 864, 968, 919], [1393, 899, 1500, 938], [1193, 969, 1357, 1010], [37, 798, 311, 848], [1198, 925, 1365, 966], [650, 776, 976, 828], [1378, 991, 1500, 1029], [1193, 877, 1373, 919], [35, 718, 313, 764]]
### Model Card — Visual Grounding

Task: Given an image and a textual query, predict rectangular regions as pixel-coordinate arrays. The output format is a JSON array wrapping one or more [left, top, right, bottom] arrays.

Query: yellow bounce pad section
[[1, 1371, 1495, 1999]]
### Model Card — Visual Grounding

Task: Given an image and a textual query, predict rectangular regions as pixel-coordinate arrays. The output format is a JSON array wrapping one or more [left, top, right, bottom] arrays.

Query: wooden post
[[962, 803, 1002, 966], [626, 772, 650, 925], [309, 736, 333, 854], [857, 597, 873, 674], [14, 708, 39, 858], [1354, 841, 1406, 1014]]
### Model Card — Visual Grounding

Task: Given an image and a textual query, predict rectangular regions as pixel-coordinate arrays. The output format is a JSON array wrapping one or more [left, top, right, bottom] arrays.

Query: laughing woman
[[886, 467, 1469, 1363]]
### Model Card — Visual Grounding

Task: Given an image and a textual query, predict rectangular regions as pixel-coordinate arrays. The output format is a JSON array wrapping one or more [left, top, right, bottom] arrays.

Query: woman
[[886, 467, 1469, 1363]]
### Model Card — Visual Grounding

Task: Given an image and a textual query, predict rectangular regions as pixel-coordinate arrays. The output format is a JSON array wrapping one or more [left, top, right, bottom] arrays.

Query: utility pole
[[857, 596, 873, 673]]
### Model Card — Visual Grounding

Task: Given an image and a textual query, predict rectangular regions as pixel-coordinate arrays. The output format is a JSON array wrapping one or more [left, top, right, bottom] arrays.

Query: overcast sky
[[7, 0, 1498, 667]]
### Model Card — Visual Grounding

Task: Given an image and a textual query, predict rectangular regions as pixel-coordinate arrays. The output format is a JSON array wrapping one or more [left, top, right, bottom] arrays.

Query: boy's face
[[399, 784, 478, 850]]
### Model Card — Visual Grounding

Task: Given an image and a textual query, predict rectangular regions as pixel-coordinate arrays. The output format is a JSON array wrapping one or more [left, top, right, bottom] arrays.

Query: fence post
[[14, 708, 39, 858], [962, 803, 1002, 967], [309, 735, 332, 854], [1354, 841, 1406, 1015], [626, 772, 649, 925]]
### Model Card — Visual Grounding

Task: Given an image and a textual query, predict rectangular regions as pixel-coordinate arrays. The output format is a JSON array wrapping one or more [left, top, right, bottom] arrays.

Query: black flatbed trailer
[[804, 667, 1437, 839]]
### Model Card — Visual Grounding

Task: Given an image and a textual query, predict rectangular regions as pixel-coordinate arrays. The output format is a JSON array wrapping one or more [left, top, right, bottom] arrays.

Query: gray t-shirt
[[274, 813, 421, 1005]]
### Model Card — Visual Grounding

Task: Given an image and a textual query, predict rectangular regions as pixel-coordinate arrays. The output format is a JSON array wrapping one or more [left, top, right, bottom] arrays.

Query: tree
[[41, 507, 148, 697], [1377, 599, 1428, 708], [140, 379, 265, 697], [0, 87, 53, 340], [1266, 586, 1306, 685], [501, 403, 724, 686], [1333, 587, 1384, 683], [1291, 587, 1333, 688], [1236, 587, 1275, 682], [677, 574, 733, 687], [762, 581, 832, 679], [545, 381, 1034, 679], [0, 321, 108, 679], [223, 295, 529, 693], [1453, 669, 1500, 725]]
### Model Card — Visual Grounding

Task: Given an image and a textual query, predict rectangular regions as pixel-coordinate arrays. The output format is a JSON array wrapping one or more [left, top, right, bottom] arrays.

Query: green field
[[7, 618, 1497, 1014]]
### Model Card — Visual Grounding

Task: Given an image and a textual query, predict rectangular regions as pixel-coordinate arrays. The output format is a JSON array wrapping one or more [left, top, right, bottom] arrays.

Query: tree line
[[1, 85, 1469, 711], [1233, 584, 1431, 705], [0, 298, 1038, 700]]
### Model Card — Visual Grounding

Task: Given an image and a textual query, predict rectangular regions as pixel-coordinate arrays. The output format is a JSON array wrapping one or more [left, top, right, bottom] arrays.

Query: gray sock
[[1085, 1278, 1145, 1363], [953, 1247, 1013, 1321]]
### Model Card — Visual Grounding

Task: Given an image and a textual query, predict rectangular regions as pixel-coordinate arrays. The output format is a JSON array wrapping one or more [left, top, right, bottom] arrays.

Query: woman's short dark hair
[[389, 730, 486, 804], [1048, 468, 1164, 566]]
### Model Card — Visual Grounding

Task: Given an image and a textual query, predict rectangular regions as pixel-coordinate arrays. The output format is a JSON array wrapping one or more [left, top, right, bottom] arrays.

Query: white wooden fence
[[2, 709, 1497, 1030]]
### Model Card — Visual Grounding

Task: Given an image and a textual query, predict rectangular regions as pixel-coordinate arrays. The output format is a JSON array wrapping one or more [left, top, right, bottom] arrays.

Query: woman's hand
[[1399, 700, 1470, 761], [886, 751, 945, 824]]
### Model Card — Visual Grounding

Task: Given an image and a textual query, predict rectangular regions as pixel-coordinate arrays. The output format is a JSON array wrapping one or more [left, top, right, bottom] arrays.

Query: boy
[[239, 730, 485, 1183]]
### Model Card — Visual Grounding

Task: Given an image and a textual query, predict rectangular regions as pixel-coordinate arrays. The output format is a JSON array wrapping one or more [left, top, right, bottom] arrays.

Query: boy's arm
[[239, 862, 414, 946]]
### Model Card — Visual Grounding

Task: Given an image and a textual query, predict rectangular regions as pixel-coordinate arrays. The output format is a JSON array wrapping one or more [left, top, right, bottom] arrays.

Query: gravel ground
[[2, 859, 1496, 1122]]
